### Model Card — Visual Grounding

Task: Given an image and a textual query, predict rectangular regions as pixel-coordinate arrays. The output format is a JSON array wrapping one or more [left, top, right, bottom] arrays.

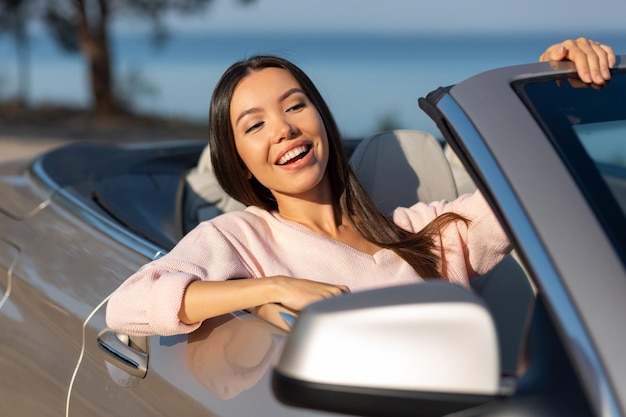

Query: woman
[[106, 38, 615, 336]]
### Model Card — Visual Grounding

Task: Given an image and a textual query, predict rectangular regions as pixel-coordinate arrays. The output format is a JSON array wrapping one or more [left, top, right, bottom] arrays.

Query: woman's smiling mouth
[[276, 145, 312, 166]]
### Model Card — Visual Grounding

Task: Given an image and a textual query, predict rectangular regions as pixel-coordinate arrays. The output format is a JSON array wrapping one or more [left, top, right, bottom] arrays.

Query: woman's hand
[[254, 303, 298, 331], [270, 275, 350, 312], [254, 276, 349, 331], [539, 37, 615, 85]]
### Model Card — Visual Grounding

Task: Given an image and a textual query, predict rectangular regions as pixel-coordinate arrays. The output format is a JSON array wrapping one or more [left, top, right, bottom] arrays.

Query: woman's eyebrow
[[235, 88, 305, 125], [279, 87, 305, 102], [235, 107, 261, 125]]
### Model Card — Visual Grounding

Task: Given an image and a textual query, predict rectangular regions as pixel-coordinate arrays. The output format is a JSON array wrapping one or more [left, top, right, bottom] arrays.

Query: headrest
[[350, 130, 458, 214]]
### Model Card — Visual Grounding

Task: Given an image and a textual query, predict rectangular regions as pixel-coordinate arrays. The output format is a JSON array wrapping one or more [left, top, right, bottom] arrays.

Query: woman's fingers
[[273, 276, 349, 312], [539, 37, 615, 85], [565, 38, 614, 84]]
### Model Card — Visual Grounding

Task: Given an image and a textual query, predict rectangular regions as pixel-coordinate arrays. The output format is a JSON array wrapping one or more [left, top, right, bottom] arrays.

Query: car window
[[515, 71, 626, 261], [574, 120, 626, 213], [575, 120, 626, 167]]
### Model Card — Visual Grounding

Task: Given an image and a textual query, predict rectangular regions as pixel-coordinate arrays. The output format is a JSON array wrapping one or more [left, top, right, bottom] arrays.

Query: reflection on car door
[[70, 309, 338, 417]]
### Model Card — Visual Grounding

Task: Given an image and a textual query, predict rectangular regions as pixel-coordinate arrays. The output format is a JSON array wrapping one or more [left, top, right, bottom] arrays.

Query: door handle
[[97, 330, 148, 378]]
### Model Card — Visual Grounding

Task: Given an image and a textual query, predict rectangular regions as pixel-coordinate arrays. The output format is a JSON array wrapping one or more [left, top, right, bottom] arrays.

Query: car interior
[[35, 129, 535, 376]]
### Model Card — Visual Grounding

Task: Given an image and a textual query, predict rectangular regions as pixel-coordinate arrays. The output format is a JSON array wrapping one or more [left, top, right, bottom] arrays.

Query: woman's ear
[[245, 170, 252, 180]]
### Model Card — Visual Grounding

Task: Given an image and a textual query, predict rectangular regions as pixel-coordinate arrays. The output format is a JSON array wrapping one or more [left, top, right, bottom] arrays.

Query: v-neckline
[[270, 211, 391, 259]]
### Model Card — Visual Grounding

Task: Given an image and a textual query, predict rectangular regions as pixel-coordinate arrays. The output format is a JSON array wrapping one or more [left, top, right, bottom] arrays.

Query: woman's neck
[[277, 195, 343, 237], [275, 191, 382, 256], [273, 174, 341, 234]]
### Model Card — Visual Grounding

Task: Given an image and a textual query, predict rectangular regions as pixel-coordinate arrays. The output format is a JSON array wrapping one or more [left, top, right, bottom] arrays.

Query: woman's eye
[[287, 102, 305, 112], [245, 121, 264, 134]]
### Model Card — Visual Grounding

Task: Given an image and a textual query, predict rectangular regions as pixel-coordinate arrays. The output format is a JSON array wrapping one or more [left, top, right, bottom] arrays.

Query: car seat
[[184, 144, 247, 232], [350, 129, 534, 375], [350, 129, 458, 214]]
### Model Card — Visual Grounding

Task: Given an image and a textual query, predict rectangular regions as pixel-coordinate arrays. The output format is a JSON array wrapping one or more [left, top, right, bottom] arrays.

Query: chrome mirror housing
[[273, 281, 502, 417]]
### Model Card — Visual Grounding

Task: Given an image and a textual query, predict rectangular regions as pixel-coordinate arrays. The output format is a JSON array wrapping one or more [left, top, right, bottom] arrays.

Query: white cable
[[65, 292, 114, 417], [0, 239, 20, 312], [0, 248, 16, 311]]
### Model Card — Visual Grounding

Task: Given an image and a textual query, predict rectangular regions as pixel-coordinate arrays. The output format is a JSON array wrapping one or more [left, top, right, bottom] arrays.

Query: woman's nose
[[273, 117, 297, 142]]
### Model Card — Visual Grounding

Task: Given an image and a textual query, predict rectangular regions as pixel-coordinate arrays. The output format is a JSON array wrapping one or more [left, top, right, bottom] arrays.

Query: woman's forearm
[[178, 277, 279, 324], [178, 275, 349, 325]]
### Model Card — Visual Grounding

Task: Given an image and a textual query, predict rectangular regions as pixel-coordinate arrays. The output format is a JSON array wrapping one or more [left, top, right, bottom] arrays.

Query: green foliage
[[376, 112, 403, 132], [0, 0, 31, 37], [1, 0, 257, 115], [40, 0, 223, 52], [43, 6, 78, 52], [0, 0, 34, 104]]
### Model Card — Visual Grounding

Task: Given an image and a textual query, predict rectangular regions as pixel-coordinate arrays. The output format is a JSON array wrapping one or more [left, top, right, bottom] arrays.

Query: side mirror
[[272, 281, 506, 417]]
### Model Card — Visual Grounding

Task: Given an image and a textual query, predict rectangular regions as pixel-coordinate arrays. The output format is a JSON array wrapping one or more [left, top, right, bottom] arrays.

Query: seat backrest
[[350, 130, 458, 214], [184, 144, 247, 231], [351, 129, 534, 375]]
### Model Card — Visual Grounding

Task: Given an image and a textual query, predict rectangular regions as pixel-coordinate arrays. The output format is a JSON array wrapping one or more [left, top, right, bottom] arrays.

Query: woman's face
[[230, 67, 330, 204]]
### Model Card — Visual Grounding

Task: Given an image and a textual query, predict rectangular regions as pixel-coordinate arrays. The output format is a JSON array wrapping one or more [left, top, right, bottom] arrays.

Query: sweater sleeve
[[392, 190, 512, 286], [105, 221, 253, 336]]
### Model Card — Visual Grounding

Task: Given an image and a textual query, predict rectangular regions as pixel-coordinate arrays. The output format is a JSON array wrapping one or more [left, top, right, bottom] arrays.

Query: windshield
[[516, 71, 626, 256]]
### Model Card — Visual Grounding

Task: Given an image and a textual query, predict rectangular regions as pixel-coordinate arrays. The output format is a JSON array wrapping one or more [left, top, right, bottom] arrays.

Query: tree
[[43, 0, 231, 115], [0, 0, 33, 105]]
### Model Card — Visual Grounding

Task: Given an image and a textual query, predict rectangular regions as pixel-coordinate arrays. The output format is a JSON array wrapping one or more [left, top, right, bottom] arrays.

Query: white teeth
[[278, 145, 309, 165]]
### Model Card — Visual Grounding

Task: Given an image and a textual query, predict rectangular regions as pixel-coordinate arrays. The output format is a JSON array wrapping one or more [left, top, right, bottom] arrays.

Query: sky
[[158, 0, 626, 35]]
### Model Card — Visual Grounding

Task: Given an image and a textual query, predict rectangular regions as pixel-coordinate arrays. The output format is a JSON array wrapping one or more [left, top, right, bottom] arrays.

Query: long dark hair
[[209, 55, 466, 279]]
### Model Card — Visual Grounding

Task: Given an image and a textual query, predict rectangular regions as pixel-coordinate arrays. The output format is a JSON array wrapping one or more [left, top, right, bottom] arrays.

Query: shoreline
[[0, 103, 209, 162]]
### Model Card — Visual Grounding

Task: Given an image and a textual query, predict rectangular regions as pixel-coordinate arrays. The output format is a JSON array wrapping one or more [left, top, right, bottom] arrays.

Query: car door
[[70, 282, 348, 417], [71, 309, 325, 417], [0, 159, 79, 417], [0, 157, 151, 416], [0, 155, 236, 417]]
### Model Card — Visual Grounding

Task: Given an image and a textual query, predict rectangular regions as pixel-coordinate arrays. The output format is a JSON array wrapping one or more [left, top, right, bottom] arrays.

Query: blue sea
[[1, 31, 624, 138]]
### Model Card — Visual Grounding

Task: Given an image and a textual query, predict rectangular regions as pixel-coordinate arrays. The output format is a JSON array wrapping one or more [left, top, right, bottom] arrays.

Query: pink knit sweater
[[106, 191, 511, 336]]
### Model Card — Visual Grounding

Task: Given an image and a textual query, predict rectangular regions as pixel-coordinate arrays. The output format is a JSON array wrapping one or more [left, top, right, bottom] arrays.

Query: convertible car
[[0, 56, 624, 417]]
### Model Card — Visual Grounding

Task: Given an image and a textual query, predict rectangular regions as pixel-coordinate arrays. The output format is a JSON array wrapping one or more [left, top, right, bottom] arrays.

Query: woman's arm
[[178, 276, 348, 325], [106, 218, 347, 336], [393, 191, 512, 285]]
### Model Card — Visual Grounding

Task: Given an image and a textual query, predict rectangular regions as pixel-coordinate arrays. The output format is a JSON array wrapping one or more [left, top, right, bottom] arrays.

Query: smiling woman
[[104, 39, 615, 337]]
